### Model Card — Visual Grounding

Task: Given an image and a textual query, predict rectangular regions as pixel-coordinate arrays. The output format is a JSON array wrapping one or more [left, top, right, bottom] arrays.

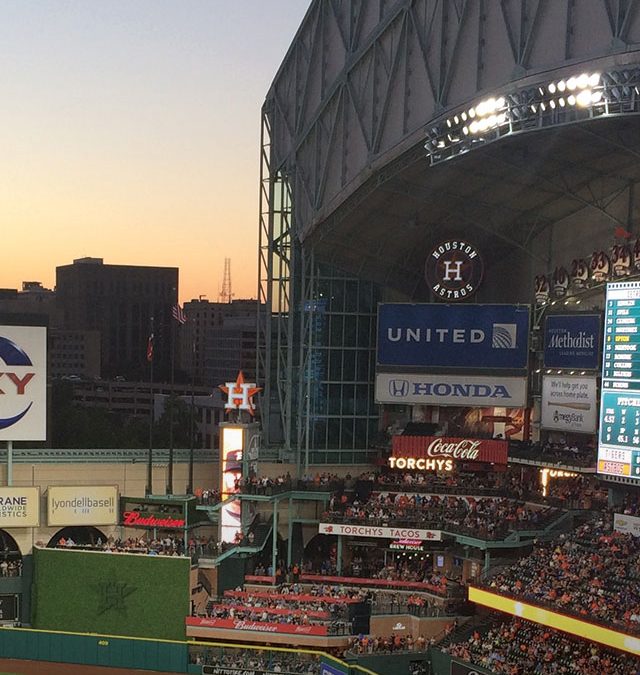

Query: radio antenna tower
[[219, 258, 233, 304]]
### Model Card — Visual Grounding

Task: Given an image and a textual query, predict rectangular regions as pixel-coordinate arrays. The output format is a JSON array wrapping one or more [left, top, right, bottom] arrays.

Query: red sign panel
[[185, 616, 328, 636], [122, 511, 185, 529], [392, 435, 508, 465]]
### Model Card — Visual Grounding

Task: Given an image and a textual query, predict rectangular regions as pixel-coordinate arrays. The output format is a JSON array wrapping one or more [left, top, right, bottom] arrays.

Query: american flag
[[172, 303, 187, 324], [146, 334, 154, 362]]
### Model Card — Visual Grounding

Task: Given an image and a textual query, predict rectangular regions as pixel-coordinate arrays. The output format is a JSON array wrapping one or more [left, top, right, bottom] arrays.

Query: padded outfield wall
[[31, 547, 190, 641]]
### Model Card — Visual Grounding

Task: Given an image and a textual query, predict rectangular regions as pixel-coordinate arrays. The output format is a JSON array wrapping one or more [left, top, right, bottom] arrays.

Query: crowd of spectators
[[359, 470, 516, 495], [190, 647, 321, 673], [349, 631, 435, 654], [444, 618, 640, 674], [196, 583, 361, 636], [280, 582, 366, 600], [485, 516, 640, 633], [370, 591, 459, 617], [53, 535, 187, 556], [235, 472, 345, 495], [204, 592, 350, 621], [194, 487, 221, 505], [196, 465, 608, 510], [300, 556, 452, 595], [619, 493, 640, 517], [325, 492, 561, 540], [0, 558, 22, 577]]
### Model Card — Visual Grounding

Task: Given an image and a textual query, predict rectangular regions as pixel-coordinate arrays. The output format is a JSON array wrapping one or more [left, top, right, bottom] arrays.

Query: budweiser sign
[[392, 435, 508, 466], [185, 616, 328, 636], [122, 511, 185, 529]]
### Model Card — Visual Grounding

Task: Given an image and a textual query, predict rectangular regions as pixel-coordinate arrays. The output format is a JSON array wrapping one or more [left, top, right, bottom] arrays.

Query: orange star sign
[[219, 371, 262, 416]]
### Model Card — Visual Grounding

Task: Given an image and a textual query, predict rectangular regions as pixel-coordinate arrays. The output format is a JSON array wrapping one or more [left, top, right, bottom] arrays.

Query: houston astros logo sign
[[425, 239, 484, 301], [0, 326, 47, 441], [219, 371, 261, 417]]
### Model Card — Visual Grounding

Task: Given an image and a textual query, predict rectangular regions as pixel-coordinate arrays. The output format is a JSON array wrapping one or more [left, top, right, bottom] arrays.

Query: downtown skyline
[[0, 0, 310, 303]]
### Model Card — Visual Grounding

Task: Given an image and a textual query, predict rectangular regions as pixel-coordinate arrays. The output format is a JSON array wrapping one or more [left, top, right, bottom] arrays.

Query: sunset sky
[[0, 1, 309, 303]]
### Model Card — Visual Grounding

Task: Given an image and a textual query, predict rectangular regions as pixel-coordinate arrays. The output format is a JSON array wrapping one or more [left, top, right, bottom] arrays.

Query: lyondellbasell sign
[[47, 485, 118, 526]]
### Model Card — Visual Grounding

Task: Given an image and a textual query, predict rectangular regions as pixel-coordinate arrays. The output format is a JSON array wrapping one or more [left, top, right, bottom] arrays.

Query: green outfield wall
[[31, 547, 190, 641]]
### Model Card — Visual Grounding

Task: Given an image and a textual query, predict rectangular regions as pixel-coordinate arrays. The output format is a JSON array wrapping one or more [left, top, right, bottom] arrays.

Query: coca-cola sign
[[392, 435, 508, 466], [427, 438, 481, 459]]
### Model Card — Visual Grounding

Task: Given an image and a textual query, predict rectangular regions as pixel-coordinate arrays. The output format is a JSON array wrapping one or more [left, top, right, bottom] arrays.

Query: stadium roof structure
[[258, 0, 640, 455], [262, 0, 640, 298]]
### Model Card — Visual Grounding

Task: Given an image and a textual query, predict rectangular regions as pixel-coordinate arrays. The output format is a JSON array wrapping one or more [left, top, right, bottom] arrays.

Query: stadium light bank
[[425, 65, 640, 165]]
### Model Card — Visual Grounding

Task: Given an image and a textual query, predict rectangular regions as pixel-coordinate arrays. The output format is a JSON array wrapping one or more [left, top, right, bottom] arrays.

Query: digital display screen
[[220, 427, 243, 543], [598, 281, 640, 479], [0, 595, 17, 622]]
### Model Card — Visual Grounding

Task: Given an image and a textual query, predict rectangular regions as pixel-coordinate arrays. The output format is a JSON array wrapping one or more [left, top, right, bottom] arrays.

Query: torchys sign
[[319, 523, 441, 541], [391, 435, 508, 467]]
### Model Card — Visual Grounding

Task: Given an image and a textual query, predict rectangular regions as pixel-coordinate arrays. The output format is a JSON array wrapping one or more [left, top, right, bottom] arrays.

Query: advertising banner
[[451, 662, 487, 675], [376, 373, 527, 407], [47, 485, 118, 527], [541, 376, 597, 433], [203, 667, 264, 675], [614, 513, 640, 537], [0, 325, 47, 441], [321, 663, 348, 675], [0, 487, 39, 527], [543, 314, 601, 369], [377, 304, 529, 369], [318, 523, 441, 541], [392, 435, 508, 465], [185, 616, 329, 636], [468, 586, 640, 656]]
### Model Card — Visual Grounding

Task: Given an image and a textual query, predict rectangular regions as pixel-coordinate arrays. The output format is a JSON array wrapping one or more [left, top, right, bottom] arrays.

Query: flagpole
[[146, 316, 155, 497], [167, 312, 176, 495], [187, 332, 195, 495]]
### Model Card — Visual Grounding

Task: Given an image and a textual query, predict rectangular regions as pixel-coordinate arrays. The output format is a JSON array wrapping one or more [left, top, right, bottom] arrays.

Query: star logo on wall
[[94, 576, 137, 616]]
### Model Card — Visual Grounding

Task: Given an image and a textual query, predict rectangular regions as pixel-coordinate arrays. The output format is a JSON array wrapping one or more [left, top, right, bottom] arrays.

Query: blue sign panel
[[543, 314, 601, 369], [377, 304, 530, 369], [320, 662, 347, 675]]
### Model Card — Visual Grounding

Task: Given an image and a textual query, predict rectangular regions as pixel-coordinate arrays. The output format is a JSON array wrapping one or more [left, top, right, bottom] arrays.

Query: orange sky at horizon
[[0, 1, 309, 305]]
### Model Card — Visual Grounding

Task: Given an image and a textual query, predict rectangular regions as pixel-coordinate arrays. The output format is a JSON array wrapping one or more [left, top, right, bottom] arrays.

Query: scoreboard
[[599, 281, 640, 479]]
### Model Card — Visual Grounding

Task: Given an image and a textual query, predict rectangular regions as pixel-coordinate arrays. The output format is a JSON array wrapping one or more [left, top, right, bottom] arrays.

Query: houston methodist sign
[[0, 326, 47, 441]]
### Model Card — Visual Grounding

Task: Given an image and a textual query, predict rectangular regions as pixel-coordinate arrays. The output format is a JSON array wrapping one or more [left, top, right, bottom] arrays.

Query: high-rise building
[[0, 282, 59, 325], [56, 258, 178, 381], [180, 298, 259, 388]]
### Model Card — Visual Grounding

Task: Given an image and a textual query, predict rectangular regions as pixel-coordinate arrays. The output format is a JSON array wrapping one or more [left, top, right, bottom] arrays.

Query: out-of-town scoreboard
[[599, 281, 640, 479]]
